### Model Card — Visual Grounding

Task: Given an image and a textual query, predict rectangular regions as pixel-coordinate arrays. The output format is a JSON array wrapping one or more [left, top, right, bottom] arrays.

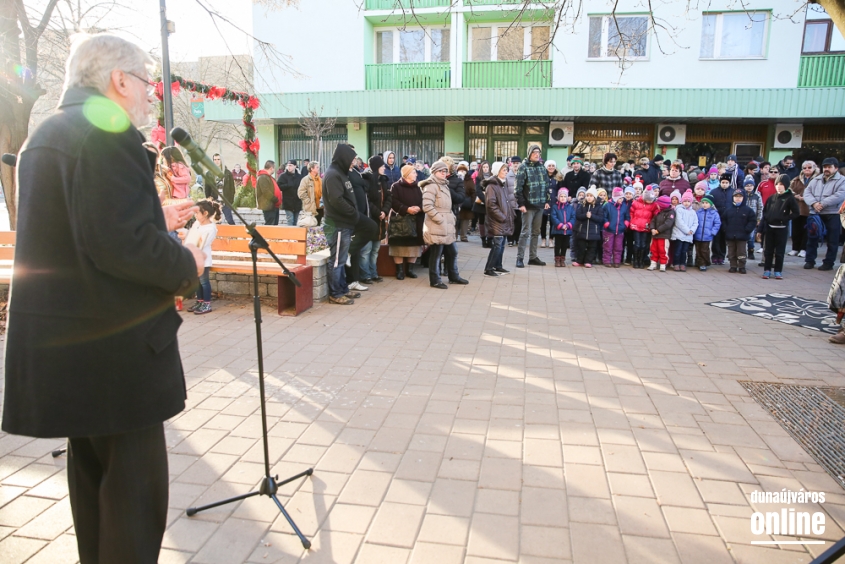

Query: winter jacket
[[256, 169, 281, 212], [484, 176, 518, 237], [550, 201, 575, 235], [790, 172, 816, 216], [744, 191, 763, 225], [362, 170, 392, 226], [323, 144, 359, 229], [762, 189, 800, 228], [421, 176, 456, 245], [649, 208, 676, 240], [350, 170, 369, 217], [382, 151, 402, 185], [708, 185, 743, 216], [777, 160, 800, 181], [671, 204, 699, 243], [561, 169, 592, 194], [602, 200, 630, 235], [629, 198, 659, 232], [574, 201, 605, 241], [694, 207, 721, 242], [460, 175, 476, 220], [544, 170, 563, 215], [722, 203, 757, 240], [472, 180, 487, 215], [447, 173, 466, 209], [389, 178, 424, 247], [297, 173, 322, 215], [634, 164, 661, 186], [515, 149, 549, 209], [804, 171, 845, 215], [589, 166, 623, 192], [658, 177, 691, 198], [169, 161, 192, 199], [277, 170, 302, 214]]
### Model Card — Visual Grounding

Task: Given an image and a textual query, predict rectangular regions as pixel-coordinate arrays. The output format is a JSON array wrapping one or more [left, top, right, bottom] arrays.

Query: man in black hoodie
[[277, 160, 302, 226], [323, 144, 362, 304]]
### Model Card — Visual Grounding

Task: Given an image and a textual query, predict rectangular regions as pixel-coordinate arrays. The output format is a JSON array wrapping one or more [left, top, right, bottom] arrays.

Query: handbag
[[388, 211, 417, 239], [297, 211, 318, 227]]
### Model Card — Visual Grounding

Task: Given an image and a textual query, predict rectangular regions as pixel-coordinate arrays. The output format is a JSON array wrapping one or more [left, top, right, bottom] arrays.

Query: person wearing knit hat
[[562, 156, 590, 199], [597, 187, 608, 204], [693, 195, 720, 270], [627, 184, 659, 268], [482, 161, 518, 277], [742, 175, 764, 260], [621, 185, 638, 264], [669, 189, 682, 206], [572, 184, 605, 267], [550, 187, 575, 266], [670, 189, 699, 271], [420, 160, 468, 288], [708, 173, 739, 265], [642, 186, 657, 203], [542, 159, 563, 248], [359, 156, 393, 284], [429, 160, 448, 175], [722, 188, 756, 273], [513, 144, 547, 268], [803, 157, 844, 271], [647, 195, 676, 271], [602, 187, 631, 267]]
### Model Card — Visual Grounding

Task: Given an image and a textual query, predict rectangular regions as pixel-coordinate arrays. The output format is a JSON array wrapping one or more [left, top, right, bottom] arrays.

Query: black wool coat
[[3, 87, 198, 438]]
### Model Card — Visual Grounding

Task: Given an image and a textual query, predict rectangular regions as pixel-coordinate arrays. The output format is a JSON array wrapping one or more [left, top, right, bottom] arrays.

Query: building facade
[[207, 0, 845, 169]]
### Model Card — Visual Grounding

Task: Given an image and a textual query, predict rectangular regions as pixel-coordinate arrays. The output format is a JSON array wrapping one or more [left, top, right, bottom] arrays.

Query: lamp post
[[160, 0, 174, 145]]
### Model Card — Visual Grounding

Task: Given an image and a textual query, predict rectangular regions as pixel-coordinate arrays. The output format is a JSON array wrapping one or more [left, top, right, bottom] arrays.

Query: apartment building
[[207, 0, 845, 168]]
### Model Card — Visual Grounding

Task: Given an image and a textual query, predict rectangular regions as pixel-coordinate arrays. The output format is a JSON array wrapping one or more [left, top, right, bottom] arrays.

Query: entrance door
[[466, 122, 548, 164]]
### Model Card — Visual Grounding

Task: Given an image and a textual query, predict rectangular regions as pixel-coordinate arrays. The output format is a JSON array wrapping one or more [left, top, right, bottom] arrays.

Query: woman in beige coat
[[297, 162, 323, 223], [422, 160, 468, 289]]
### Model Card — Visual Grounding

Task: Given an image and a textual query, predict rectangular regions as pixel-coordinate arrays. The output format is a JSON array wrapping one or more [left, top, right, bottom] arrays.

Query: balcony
[[365, 63, 452, 90], [464, 0, 535, 4], [462, 60, 552, 88], [798, 54, 845, 87], [365, 0, 449, 9]]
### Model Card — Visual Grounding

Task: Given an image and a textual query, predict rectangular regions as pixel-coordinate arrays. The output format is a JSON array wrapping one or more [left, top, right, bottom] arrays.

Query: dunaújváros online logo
[[749, 489, 828, 544]]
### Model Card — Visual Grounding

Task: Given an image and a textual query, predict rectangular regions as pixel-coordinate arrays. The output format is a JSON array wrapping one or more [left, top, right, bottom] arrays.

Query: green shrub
[[233, 184, 256, 208]]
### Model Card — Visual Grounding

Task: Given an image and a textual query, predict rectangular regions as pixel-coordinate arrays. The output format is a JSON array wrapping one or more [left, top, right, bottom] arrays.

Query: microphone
[[170, 128, 222, 179], [1, 154, 16, 167]]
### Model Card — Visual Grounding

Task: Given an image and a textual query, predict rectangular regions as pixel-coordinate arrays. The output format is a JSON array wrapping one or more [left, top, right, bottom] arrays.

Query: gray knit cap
[[430, 160, 449, 174]]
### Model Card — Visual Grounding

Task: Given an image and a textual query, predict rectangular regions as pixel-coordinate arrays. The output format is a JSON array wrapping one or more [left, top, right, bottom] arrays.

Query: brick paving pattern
[[1, 240, 844, 563]]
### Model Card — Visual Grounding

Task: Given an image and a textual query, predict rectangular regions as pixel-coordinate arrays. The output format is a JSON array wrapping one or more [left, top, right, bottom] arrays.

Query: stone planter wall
[[208, 249, 330, 303]]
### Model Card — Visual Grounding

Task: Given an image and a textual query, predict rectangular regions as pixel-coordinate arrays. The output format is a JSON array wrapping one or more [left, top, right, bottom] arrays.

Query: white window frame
[[374, 27, 451, 64], [586, 15, 650, 61], [699, 11, 770, 60], [468, 24, 551, 62]]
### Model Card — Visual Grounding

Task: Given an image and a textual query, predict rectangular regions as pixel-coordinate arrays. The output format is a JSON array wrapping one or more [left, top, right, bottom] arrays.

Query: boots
[[405, 262, 417, 278], [830, 328, 845, 344], [395, 262, 405, 280], [648, 260, 658, 271], [554, 256, 562, 267]]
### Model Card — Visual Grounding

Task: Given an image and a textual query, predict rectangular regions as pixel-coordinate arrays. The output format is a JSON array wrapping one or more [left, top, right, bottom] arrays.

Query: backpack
[[807, 214, 827, 239]]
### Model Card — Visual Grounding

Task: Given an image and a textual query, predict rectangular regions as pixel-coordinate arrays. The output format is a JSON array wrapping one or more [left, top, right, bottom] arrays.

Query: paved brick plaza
[[1, 240, 844, 564]]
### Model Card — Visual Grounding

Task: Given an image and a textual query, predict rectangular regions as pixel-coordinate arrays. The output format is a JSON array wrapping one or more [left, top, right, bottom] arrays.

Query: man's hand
[[185, 244, 206, 276], [519, 206, 527, 213], [164, 201, 198, 232], [544, 203, 550, 210], [813, 202, 824, 212], [379, 212, 386, 220]]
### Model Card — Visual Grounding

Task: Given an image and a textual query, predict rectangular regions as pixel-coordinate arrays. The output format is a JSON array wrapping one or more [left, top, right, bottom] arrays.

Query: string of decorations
[[152, 75, 260, 190]]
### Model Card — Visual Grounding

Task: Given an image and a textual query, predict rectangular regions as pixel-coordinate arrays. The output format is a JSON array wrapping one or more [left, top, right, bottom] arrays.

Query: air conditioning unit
[[657, 124, 686, 145], [548, 121, 574, 146], [774, 124, 803, 149]]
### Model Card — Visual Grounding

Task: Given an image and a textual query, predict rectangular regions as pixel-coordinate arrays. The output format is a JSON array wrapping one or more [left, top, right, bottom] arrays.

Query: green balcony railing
[[365, 0, 449, 9], [462, 60, 552, 88], [798, 54, 845, 87], [365, 63, 452, 90]]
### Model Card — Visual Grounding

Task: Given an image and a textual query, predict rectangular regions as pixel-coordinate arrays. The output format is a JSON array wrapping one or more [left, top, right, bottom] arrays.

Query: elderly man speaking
[[3, 34, 204, 563]]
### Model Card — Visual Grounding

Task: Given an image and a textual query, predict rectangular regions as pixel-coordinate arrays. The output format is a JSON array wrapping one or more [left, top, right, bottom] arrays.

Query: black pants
[[68, 423, 169, 564], [624, 229, 635, 261], [792, 215, 807, 252], [764, 227, 789, 272], [429, 242, 459, 284], [540, 214, 550, 240], [554, 234, 571, 257], [712, 225, 727, 261], [575, 238, 598, 264], [509, 210, 522, 244]]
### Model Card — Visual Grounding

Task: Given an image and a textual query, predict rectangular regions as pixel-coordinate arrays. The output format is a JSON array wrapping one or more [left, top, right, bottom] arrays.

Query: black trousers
[[791, 215, 807, 252], [68, 423, 169, 564], [712, 225, 727, 261], [554, 234, 571, 257], [509, 210, 522, 244], [575, 238, 598, 264], [764, 227, 789, 272]]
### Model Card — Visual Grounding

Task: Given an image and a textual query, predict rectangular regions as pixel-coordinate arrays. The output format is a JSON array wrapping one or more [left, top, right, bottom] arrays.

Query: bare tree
[[298, 101, 337, 168]]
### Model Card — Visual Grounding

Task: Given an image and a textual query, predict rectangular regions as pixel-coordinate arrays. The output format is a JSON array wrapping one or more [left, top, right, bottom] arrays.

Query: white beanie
[[545, 160, 556, 169], [491, 161, 506, 177]]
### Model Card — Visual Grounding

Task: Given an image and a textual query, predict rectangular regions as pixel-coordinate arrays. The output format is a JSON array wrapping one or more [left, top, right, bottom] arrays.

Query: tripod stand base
[[186, 468, 314, 549]]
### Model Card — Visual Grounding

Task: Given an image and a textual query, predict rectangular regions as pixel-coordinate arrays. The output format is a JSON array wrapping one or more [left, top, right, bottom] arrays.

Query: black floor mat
[[708, 293, 840, 335]]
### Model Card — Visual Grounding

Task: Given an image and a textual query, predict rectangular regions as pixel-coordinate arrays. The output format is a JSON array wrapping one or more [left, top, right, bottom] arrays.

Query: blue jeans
[[222, 204, 235, 225], [197, 267, 211, 301], [360, 240, 381, 280], [323, 220, 352, 298], [673, 240, 690, 266], [806, 213, 842, 267], [283, 210, 296, 226], [484, 236, 506, 271]]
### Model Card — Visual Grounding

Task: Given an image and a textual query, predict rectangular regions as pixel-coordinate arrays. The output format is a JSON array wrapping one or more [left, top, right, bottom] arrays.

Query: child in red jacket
[[648, 195, 676, 271], [628, 185, 659, 268]]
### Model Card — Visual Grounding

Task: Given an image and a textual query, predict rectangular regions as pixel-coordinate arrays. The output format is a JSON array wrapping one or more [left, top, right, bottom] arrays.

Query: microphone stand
[[183, 160, 312, 550]]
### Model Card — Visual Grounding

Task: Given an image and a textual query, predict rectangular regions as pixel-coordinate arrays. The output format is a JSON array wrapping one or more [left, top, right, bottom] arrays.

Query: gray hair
[[64, 33, 154, 95], [802, 160, 819, 174], [307, 161, 320, 171]]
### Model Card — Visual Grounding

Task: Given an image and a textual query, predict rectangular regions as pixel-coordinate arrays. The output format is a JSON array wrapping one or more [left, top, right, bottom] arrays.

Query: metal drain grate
[[741, 381, 845, 489]]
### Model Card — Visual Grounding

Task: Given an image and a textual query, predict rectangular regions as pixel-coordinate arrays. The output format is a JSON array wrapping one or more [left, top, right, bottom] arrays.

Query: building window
[[587, 15, 648, 60], [801, 19, 845, 53], [700, 12, 768, 59], [468, 25, 551, 61], [374, 28, 451, 64]]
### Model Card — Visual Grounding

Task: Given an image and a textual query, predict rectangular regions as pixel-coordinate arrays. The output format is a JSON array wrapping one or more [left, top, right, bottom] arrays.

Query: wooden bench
[[210, 225, 313, 316], [0, 231, 14, 284]]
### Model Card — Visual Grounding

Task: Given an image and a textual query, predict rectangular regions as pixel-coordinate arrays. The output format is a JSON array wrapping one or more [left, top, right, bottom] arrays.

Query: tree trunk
[[815, 0, 845, 39], [0, 101, 33, 231]]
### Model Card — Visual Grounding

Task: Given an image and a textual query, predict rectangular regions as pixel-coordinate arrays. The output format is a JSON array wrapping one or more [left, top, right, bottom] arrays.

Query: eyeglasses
[[802, 166, 814, 169], [125, 71, 155, 96]]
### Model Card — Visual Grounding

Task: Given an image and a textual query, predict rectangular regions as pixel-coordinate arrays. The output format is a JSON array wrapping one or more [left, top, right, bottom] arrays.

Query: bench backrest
[[212, 225, 308, 265], [0, 231, 15, 261]]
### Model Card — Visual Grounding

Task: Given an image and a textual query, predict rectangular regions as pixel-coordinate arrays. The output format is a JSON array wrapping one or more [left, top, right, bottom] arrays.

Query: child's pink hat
[[681, 189, 694, 203]]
